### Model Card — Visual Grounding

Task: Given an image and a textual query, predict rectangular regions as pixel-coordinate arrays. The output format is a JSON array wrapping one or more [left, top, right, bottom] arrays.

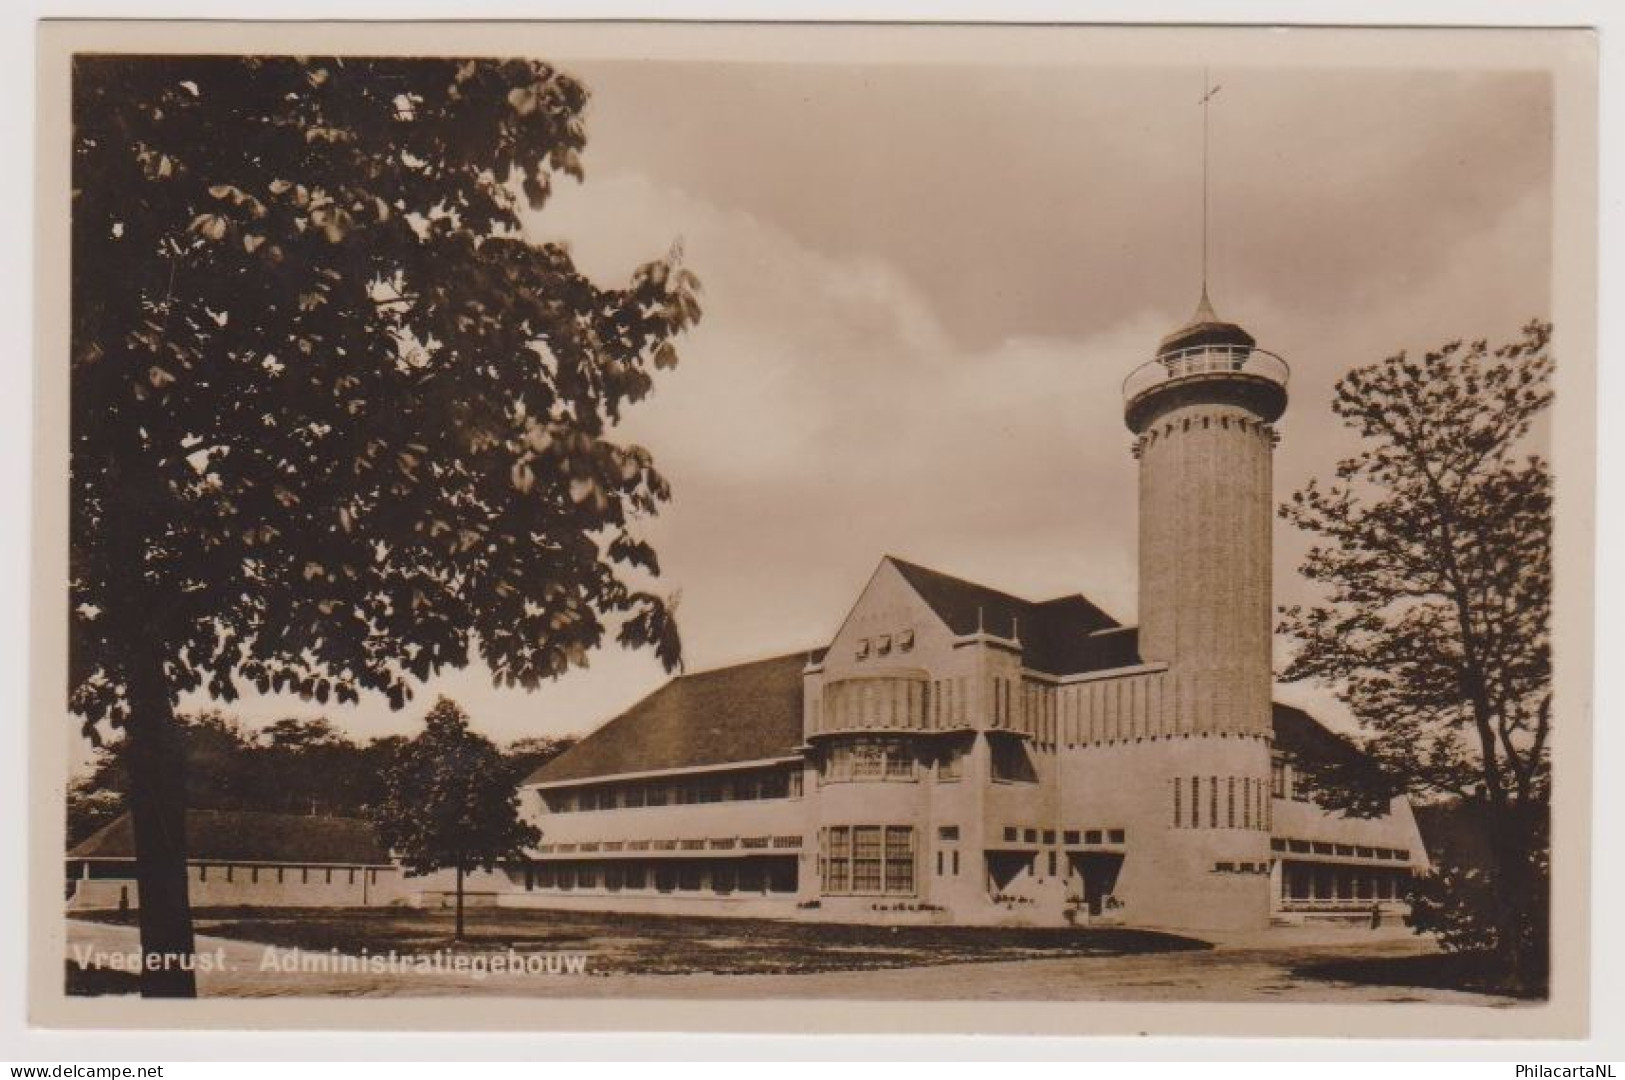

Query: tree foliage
[[68, 711, 575, 845], [72, 56, 694, 731], [368, 698, 540, 938], [68, 712, 402, 841], [1278, 320, 1553, 994], [70, 55, 696, 994]]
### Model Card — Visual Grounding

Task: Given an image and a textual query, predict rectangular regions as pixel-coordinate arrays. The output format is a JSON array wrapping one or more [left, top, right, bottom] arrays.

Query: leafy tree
[[68, 712, 404, 827], [370, 698, 540, 940], [71, 56, 694, 995], [1278, 320, 1553, 995]]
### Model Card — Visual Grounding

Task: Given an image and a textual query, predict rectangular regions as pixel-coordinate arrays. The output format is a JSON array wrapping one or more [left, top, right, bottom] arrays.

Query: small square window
[[1042, 830, 1056, 845], [1084, 829, 1102, 845], [1063, 830, 1080, 845], [1003, 826, 1018, 843], [938, 826, 959, 842], [1108, 829, 1126, 844], [1022, 828, 1038, 844]]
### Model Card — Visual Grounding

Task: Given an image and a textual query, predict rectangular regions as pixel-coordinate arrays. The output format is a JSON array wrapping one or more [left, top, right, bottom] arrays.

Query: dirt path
[[65, 917, 1520, 1005]]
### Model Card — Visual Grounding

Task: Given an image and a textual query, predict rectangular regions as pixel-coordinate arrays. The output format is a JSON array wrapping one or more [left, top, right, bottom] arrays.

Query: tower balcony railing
[[1121, 344, 1290, 404]]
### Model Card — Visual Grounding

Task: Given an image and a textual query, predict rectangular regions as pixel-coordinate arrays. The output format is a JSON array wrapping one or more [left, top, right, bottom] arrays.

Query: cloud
[[532, 170, 1169, 675]]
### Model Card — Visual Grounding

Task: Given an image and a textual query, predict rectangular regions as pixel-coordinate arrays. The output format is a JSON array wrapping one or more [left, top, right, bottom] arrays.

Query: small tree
[[1278, 320, 1553, 995], [370, 698, 539, 940]]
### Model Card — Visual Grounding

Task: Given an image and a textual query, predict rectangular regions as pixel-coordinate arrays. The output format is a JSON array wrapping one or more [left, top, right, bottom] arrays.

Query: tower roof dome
[[1157, 285, 1256, 356]]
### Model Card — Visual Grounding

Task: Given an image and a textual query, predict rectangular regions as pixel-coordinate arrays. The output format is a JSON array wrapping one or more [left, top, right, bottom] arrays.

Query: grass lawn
[[1290, 950, 1547, 1000], [77, 906, 1209, 977]]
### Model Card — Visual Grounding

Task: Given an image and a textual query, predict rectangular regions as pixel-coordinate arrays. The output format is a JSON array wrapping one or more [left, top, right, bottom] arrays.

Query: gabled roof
[[525, 651, 815, 786], [886, 557, 1136, 677], [1270, 702, 1368, 767], [67, 810, 392, 866]]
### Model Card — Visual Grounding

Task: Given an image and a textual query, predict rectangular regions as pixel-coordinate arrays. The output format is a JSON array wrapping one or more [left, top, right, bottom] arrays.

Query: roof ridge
[[884, 555, 1039, 606], [673, 648, 823, 681]]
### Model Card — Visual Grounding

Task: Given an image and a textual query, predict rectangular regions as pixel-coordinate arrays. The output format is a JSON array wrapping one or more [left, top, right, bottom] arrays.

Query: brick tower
[[1117, 288, 1289, 929]]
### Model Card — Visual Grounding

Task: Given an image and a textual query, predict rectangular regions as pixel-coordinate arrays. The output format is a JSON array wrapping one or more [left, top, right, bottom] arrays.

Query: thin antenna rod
[[1199, 70, 1224, 297]]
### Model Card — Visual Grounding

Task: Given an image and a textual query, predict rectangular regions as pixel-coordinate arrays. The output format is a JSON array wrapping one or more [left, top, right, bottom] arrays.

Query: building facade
[[66, 810, 404, 911], [507, 297, 1428, 932]]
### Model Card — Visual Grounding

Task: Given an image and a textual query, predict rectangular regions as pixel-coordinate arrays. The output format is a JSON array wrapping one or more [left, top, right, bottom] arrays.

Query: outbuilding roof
[[67, 810, 393, 866]]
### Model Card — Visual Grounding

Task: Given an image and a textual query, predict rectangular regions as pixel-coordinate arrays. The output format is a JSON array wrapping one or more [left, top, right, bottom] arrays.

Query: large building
[[508, 294, 1427, 931]]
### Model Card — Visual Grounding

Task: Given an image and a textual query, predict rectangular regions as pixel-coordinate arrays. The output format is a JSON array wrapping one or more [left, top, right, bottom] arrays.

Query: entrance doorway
[[1071, 852, 1124, 915]]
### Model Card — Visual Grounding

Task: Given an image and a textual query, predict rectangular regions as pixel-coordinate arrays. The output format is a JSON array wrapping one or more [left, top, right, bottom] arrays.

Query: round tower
[[1124, 288, 1287, 739], [1105, 289, 1287, 931]]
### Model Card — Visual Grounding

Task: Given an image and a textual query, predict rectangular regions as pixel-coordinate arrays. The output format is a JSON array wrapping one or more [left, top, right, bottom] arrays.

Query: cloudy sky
[[167, 41, 1554, 752]]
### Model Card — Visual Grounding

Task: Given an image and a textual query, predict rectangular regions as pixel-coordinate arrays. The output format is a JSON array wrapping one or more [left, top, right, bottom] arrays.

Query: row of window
[[1000, 826, 1126, 847], [818, 736, 965, 783], [196, 864, 381, 886], [853, 629, 915, 659], [536, 835, 803, 854], [819, 825, 916, 896], [526, 858, 799, 895], [1271, 837, 1411, 861], [1280, 862, 1411, 903], [1171, 775, 1272, 830], [543, 767, 803, 814]]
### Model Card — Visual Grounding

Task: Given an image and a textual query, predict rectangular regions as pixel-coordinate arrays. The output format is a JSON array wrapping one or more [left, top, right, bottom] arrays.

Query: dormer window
[[897, 628, 915, 652], [876, 634, 892, 656], [855, 638, 871, 660]]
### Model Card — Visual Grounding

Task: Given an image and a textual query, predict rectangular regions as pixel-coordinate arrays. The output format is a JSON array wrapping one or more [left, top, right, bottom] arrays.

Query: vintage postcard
[[30, 20, 1598, 1037]]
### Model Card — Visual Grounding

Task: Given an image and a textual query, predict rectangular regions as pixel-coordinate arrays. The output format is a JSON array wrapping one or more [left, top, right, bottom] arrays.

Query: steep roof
[[1271, 702, 1369, 768], [525, 651, 814, 786], [886, 557, 1135, 676], [67, 810, 392, 865]]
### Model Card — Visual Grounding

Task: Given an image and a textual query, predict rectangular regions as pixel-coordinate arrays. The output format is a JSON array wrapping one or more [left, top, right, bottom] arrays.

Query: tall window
[[1271, 759, 1288, 799], [884, 827, 914, 893], [1242, 778, 1252, 829], [884, 747, 914, 780], [1191, 776, 1202, 828], [826, 827, 851, 892], [852, 826, 883, 892], [1228, 777, 1236, 828], [823, 737, 916, 782], [1173, 777, 1182, 827], [1210, 776, 1219, 828], [822, 825, 916, 895]]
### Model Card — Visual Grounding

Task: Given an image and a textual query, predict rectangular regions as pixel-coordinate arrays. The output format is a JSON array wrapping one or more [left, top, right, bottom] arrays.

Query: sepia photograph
[[26, 18, 1600, 1043]]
